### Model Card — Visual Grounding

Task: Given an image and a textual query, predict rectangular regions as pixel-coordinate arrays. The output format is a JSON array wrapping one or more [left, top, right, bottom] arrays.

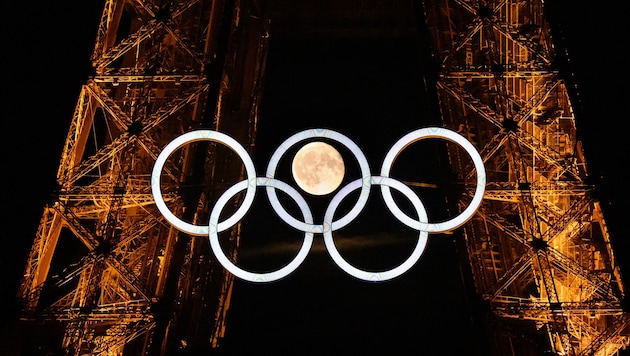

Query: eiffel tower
[[10, 0, 630, 355]]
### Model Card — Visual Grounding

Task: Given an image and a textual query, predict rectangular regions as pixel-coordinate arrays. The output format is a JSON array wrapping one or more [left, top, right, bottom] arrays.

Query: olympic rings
[[151, 127, 486, 282]]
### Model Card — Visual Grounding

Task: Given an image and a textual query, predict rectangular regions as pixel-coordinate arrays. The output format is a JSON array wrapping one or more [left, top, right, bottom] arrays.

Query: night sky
[[2, 1, 629, 355]]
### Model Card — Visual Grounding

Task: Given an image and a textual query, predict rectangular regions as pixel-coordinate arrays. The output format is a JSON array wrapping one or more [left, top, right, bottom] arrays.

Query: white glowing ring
[[265, 128, 371, 232], [323, 177, 429, 281], [151, 130, 257, 236], [208, 178, 314, 282], [380, 127, 486, 232]]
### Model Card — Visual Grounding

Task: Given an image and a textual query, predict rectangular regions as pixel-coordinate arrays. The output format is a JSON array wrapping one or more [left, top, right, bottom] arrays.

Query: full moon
[[292, 141, 345, 195]]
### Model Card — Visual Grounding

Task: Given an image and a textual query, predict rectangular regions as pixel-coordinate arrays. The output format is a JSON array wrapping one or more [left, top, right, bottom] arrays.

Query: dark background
[[2, 1, 628, 355]]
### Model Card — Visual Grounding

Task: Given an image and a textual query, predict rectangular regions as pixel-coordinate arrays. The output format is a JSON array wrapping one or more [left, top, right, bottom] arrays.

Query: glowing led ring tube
[[151, 130, 257, 236], [208, 178, 314, 282], [323, 177, 429, 282], [380, 127, 486, 233], [265, 128, 372, 231]]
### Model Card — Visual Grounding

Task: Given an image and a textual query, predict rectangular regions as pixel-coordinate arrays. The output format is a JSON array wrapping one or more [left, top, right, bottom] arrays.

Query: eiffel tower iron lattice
[[12, 0, 630, 355]]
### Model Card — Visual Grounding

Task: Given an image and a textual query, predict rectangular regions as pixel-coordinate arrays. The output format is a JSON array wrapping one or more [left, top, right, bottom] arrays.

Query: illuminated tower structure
[[16, 0, 269, 354], [420, 0, 630, 354], [15, 0, 630, 355]]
